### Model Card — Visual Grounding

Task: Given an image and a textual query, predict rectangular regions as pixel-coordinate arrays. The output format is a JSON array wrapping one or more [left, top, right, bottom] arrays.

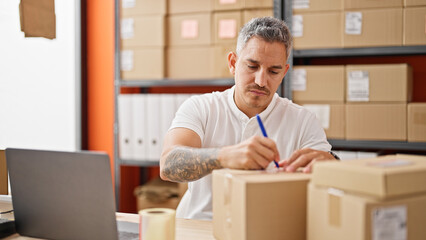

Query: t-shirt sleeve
[[298, 112, 332, 152]]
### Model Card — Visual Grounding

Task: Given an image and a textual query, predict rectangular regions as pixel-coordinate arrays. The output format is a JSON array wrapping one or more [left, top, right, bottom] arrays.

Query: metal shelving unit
[[293, 46, 426, 58], [328, 140, 426, 151]]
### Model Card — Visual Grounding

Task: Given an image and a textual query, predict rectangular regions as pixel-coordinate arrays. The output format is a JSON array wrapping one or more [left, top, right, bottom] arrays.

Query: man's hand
[[218, 136, 280, 170], [279, 148, 337, 173]]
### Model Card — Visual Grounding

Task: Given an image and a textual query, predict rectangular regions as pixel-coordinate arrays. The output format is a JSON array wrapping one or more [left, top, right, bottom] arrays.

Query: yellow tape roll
[[139, 208, 176, 240]]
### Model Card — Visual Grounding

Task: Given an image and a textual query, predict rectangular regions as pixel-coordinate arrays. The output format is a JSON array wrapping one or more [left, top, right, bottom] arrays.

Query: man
[[160, 17, 338, 220]]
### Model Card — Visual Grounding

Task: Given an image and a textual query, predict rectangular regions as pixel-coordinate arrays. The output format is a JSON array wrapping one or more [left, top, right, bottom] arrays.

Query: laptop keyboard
[[118, 231, 139, 240]]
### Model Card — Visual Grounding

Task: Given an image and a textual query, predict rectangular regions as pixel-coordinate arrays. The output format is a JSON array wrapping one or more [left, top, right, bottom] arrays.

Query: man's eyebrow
[[247, 58, 283, 69]]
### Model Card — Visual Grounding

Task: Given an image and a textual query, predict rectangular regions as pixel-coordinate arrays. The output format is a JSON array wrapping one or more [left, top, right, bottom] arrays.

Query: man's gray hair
[[236, 17, 293, 58]]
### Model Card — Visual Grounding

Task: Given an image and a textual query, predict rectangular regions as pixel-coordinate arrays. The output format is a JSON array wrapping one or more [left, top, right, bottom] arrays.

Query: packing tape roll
[[139, 208, 176, 240]]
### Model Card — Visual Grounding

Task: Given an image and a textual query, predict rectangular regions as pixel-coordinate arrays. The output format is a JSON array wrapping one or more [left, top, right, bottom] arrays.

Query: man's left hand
[[278, 148, 338, 173]]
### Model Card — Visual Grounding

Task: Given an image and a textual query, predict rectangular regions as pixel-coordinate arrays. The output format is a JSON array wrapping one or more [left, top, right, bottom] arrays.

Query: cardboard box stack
[[120, 0, 167, 80], [308, 154, 426, 240], [403, 1, 426, 45], [408, 103, 426, 142], [292, 65, 346, 139]]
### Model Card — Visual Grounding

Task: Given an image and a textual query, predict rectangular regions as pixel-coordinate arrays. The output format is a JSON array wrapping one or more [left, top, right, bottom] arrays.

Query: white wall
[[0, 0, 80, 151]]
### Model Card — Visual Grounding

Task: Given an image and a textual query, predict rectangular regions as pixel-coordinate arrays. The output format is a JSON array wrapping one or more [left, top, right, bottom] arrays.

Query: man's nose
[[254, 69, 268, 87]]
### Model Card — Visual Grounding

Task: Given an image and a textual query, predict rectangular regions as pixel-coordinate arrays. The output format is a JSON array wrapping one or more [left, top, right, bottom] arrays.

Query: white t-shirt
[[170, 86, 331, 220]]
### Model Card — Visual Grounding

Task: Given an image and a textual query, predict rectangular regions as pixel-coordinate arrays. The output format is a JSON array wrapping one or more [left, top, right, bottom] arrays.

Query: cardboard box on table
[[213, 169, 311, 240], [308, 154, 426, 240], [408, 103, 426, 142]]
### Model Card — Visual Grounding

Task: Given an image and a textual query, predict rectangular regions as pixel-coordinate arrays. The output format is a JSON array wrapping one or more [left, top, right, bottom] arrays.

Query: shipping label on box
[[213, 11, 242, 45], [120, 15, 165, 47], [293, 0, 343, 13], [168, 13, 212, 47], [121, 48, 165, 80], [299, 103, 345, 139]]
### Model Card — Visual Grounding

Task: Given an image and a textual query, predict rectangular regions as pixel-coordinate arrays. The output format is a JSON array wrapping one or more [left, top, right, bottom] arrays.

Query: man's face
[[228, 36, 289, 118]]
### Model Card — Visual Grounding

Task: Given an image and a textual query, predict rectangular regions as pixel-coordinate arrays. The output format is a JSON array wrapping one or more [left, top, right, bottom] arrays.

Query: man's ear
[[227, 52, 237, 76]]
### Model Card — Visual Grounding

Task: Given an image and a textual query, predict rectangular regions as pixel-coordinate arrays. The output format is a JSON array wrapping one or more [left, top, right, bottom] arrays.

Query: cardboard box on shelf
[[299, 103, 345, 139], [293, 11, 343, 49], [168, 0, 213, 14], [344, 0, 403, 10], [134, 177, 182, 211], [292, 0, 343, 13], [242, 9, 273, 24], [213, 0, 273, 11], [213, 169, 311, 240], [120, 0, 167, 16], [343, 8, 403, 48], [345, 64, 412, 103], [121, 47, 165, 80], [408, 103, 426, 142], [346, 103, 407, 141], [292, 66, 345, 102], [168, 13, 212, 47], [0, 150, 7, 195], [405, 0, 426, 6], [120, 15, 165, 47], [167, 46, 216, 79], [213, 11, 242, 45], [403, 7, 426, 46], [213, 43, 235, 79]]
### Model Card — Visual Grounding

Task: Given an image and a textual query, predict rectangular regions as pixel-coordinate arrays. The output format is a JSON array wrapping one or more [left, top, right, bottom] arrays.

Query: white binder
[[132, 94, 148, 161], [118, 94, 133, 160], [146, 94, 162, 161], [160, 94, 177, 154]]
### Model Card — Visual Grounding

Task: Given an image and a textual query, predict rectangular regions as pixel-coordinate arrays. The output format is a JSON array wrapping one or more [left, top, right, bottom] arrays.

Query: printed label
[[292, 15, 304, 37], [368, 159, 412, 168], [293, 0, 310, 9], [220, 0, 237, 4], [345, 12, 362, 35], [181, 20, 199, 39], [219, 19, 237, 39], [120, 50, 134, 71], [122, 0, 135, 8], [372, 206, 407, 240], [291, 68, 307, 91], [121, 18, 134, 39], [303, 104, 331, 129], [347, 70, 369, 101]]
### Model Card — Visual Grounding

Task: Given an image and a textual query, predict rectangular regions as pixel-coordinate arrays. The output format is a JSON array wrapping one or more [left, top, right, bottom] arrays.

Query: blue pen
[[256, 114, 280, 168]]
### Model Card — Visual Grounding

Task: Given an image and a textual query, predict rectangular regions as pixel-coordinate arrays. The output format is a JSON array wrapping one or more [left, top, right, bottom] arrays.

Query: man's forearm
[[162, 146, 222, 182]]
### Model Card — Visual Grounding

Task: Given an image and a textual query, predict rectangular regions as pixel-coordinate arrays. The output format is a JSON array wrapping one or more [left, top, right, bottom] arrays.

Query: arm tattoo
[[163, 146, 222, 182]]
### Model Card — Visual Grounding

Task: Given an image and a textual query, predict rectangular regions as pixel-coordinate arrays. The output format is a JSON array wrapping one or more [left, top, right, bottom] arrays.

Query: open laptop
[[6, 148, 139, 240]]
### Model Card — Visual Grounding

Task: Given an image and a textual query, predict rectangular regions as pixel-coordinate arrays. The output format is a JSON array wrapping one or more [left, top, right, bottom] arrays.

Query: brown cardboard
[[168, 13, 212, 47], [298, 103, 345, 139], [0, 150, 7, 195], [213, 169, 311, 240], [343, 8, 403, 48], [403, 7, 426, 46], [308, 183, 426, 240], [408, 103, 426, 142], [293, 0, 343, 13], [120, 0, 167, 17], [213, 11, 242, 44], [345, 104, 407, 141], [213, 44, 235, 78], [168, 0, 213, 14], [293, 11, 343, 49], [121, 47, 165, 80], [345, 64, 413, 102], [292, 66, 345, 102], [167, 46, 216, 79], [134, 177, 181, 211], [405, 0, 426, 6], [242, 9, 273, 24], [344, 0, 403, 10], [120, 15, 165, 47], [20, 0, 56, 39], [213, 0, 273, 11], [312, 154, 426, 199]]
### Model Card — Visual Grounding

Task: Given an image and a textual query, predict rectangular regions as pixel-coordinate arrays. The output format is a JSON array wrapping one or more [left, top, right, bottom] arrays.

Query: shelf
[[328, 139, 426, 151], [293, 46, 426, 58], [118, 78, 235, 87], [120, 159, 159, 167]]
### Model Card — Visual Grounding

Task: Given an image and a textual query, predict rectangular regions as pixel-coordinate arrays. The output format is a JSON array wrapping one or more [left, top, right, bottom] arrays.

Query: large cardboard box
[[242, 9, 273, 24], [213, 0, 273, 11], [168, 13, 212, 47], [292, 66, 345, 102], [293, 12, 343, 49], [0, 150, 7, 195], [300, 103, 345, 139], [346, 104, 407, 141], [120, 15, 165, 47], [408, 103, 426, 142], [168, 0, 213, 14], [405, 0, 426, 6], [213, 44, 234, 78], [120, 0, 167, 16], [403, 7, 426, 46], [213, 169, 311, 240], [343, 8, 403, 48], [308, 183, 426, 240], [213, 11, 242, 45], [293, 0, 343, 13], [345, 64, 412, 103], [344, 0, 403, 10], [121, 48, 165, 80], [167, 46, 216, 79]]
